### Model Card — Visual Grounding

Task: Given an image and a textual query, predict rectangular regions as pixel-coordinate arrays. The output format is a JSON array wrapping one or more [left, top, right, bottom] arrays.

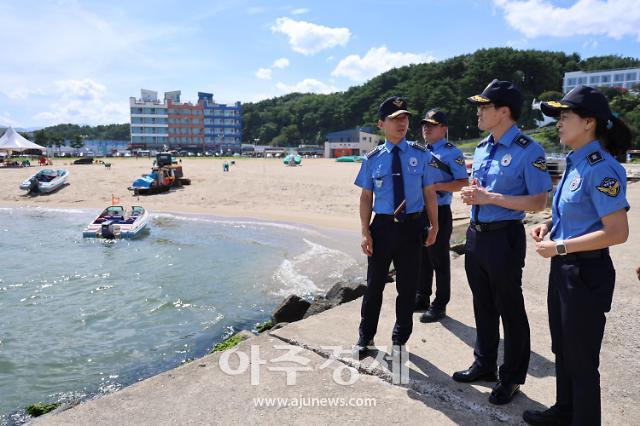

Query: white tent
[[0, 127, 46, 152]]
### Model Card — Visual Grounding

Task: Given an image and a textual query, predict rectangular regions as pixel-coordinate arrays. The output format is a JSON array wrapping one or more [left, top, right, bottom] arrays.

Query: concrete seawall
[[34, 182, 640, 425]]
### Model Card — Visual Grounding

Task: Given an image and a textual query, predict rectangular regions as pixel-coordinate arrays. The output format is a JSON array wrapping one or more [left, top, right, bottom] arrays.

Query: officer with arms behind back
[[455, 80, 552, 405], [353, 96, 439, 358], [414, 109, 469, 322], [523, 85, 631, 426]]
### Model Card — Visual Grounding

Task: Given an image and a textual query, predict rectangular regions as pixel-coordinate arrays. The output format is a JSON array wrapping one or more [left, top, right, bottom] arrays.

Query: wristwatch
[[555, 240, 567, 256]]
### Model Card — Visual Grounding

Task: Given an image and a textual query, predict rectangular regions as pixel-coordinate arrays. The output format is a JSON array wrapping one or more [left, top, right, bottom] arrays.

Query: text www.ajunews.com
[[254, 396, 377, 408]]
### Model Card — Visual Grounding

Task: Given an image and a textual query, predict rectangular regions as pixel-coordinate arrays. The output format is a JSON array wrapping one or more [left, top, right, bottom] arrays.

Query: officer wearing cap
[[523, 85, 631, 426], [454, 79, 552, 405], [414, 109, 468, 322], [353, 96, 440, 357]]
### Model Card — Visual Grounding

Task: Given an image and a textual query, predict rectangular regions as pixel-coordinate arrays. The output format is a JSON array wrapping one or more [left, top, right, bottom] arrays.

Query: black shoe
[[414, 296, 429, 311], [352, 338, 375, 358], [523, 405, 571, 425], [420, 306, 446, 323], [489, 381, 520, 405], [452, 363, 498, 383]]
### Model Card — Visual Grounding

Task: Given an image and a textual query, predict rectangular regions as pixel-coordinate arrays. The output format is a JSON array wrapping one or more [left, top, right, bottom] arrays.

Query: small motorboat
[[19, 169, 69, 194], [283, 154, 301, 166], [83, 205, 150, 239]]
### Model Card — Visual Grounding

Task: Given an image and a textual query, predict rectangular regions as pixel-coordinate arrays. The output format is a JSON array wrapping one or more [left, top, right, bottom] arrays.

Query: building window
[[601, 75, 611, 83], [589, 76, 600, 84], [626, 72, 638, 81], [567, 78, 577, 86], [614, 73, 624, 82]]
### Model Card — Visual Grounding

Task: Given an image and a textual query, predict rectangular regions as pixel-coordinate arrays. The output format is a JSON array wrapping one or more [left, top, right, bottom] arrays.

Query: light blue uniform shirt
[[470, 125, 552, 222], [428, 138, 469, 206], [354, 139, 436, 214], [551, 140, 629, 241]]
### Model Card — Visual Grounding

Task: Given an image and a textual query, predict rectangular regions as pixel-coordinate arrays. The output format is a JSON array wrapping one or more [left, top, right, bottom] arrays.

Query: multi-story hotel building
[[129, 89, 242, 152], [563, 67, 640, 93]]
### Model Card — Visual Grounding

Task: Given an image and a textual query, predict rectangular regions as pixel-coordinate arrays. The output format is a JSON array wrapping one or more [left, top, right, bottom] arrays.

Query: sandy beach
[[0, 157, 474, 230]]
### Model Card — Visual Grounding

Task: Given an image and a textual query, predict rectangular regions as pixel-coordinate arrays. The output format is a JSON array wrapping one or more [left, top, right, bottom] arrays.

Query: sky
[[1, 0, 639, 128]]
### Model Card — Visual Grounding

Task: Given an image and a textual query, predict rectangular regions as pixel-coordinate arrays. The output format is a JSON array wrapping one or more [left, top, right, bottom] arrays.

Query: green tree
[[70, 135, 85, 154], [538, 91, 563, 102], [52, 136, 65, 154]]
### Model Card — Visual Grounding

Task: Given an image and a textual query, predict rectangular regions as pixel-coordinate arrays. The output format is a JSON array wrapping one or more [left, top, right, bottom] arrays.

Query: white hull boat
[[20, 169, 69, 193], [83, 206, 150, 239]]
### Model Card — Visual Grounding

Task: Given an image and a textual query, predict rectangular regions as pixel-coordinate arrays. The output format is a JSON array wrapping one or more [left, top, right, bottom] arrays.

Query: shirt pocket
[[406, 165, 424, 185], [372, 168, 390, 192], [559, 185, 582, 204]]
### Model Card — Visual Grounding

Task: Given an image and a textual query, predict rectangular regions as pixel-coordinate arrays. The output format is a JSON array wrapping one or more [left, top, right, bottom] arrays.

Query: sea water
[[0, 207, 363, 423]]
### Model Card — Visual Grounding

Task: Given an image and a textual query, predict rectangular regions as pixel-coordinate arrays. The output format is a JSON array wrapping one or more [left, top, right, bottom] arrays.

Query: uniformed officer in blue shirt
[[414, 109, 469, 322], [523, 85, 631, 426], [454, 80, 552, 405], [353, 96, 440, 357]]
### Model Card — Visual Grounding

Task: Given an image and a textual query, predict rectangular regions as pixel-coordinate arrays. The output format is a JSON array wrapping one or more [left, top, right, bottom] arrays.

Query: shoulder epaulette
[[514, 134, 533, 148], [366, 145, 384, 159], [477, 137, 490, 147], [587, 151, 604, 166], [445, 142, 455, 148], [408, 141, 427, 152]]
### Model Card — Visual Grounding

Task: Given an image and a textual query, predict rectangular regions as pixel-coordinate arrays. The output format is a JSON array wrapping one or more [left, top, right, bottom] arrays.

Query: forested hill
[[242, 48, 640, 145]]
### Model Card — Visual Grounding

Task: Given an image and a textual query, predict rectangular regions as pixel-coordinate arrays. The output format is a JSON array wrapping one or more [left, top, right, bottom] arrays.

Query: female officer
[[524, 85, 631, 426]]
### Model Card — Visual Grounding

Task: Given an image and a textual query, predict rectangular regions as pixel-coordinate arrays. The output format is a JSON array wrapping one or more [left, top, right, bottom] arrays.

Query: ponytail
[[595, 115, 633, 158]]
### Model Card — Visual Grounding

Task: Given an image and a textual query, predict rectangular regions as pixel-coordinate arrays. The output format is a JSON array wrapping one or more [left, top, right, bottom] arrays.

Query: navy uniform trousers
[[418, 204, 453, 309], [359, 212, 426, 345], [548, 253, 615, 426], [464, 221, 530, 385]]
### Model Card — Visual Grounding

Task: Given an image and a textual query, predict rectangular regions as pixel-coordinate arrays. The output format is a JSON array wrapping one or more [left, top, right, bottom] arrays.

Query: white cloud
[[494, 0, 640, 40], [582, 39, 599, 49], [276, 78, 338, 94], [271, 17, 351, 55], [35, 79, 128, 126], [4, 87, 45, 100], [332, 46, 435, 82], [272, 58, 290, 69], [291, 8, 310, 15], [0, 112, 22, 128], [256, 68, 273, 80]]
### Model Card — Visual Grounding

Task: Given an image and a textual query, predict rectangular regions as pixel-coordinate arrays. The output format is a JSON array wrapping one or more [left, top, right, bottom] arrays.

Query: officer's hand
[[460, 186, 475, 205], [530, 223, 549, 242], [361, 232, 373, 256], [535, 240, 556, 258], [424, 225, 438, 247]]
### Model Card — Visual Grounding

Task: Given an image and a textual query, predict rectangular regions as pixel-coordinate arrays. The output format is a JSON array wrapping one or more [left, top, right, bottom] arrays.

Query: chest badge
[[568, 176, 581, 191], [409, 156, 418, 167], [374, 178, 383, 189], [501, 153, 512, 167]]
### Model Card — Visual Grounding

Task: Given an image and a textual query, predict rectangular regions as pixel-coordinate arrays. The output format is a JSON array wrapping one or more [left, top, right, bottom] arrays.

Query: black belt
[[556, 248, 609, 262], [469, 220, 522, 232], [375, 211, 424, 222]]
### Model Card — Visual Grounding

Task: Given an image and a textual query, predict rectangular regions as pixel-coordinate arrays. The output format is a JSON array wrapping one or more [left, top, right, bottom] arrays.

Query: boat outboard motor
[[28, 177, 39, 194], [100, 221, 121, 239]]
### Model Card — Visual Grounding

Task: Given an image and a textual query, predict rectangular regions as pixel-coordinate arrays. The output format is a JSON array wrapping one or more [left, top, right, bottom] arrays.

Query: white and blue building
[[563, 68, 640, 93]]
